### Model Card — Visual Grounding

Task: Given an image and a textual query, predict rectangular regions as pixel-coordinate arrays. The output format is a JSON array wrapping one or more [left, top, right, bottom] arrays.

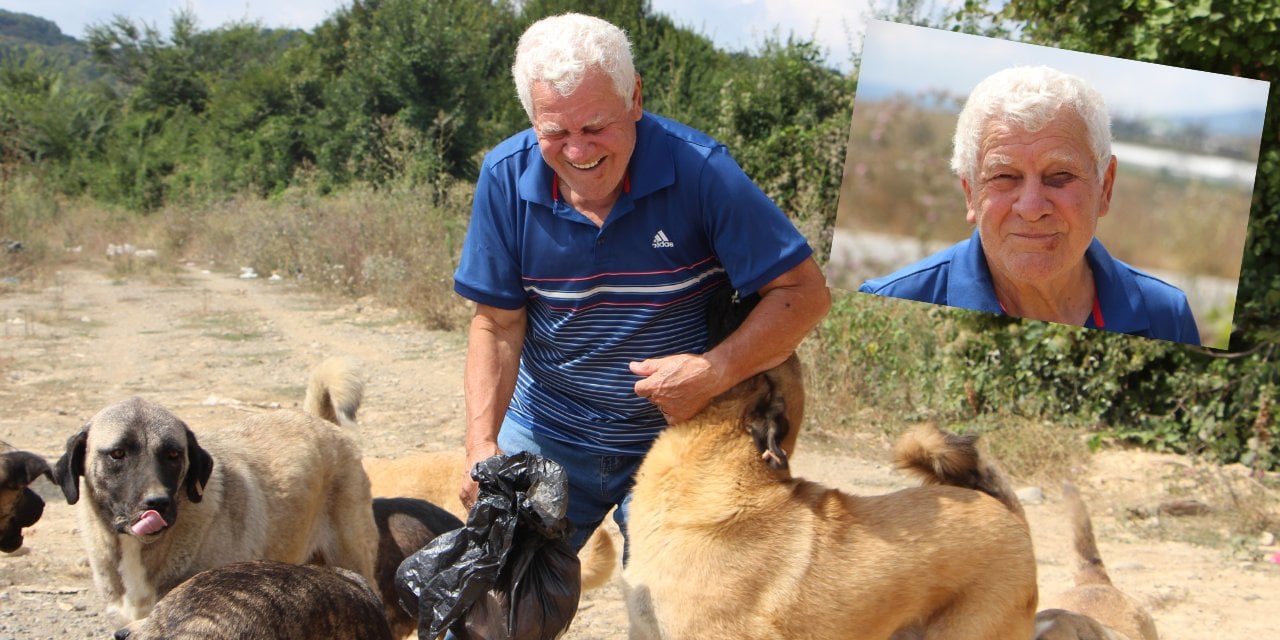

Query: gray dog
[[52, 358, 379, 622]]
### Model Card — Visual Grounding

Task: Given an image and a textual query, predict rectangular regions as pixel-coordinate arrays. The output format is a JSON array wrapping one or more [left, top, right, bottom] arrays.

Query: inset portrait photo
[[828, 20, 1270, 349]]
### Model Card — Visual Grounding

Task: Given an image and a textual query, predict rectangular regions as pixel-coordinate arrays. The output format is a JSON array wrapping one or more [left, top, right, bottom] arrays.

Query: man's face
[[962, 109, 1117, 286], [530, 69, 643, 210]]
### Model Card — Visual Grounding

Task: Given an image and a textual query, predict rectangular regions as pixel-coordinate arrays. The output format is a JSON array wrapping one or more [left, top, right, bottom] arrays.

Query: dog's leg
[[925, 588, 1038, 640], [117, 537, 158, 621], [624, 584, 665, 640]]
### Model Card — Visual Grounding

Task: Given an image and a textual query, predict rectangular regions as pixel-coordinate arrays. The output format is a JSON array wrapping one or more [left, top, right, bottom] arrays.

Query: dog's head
[[704, 288, 805, 471], [52, 398, 214, 541], [0, 448, 53, 553]]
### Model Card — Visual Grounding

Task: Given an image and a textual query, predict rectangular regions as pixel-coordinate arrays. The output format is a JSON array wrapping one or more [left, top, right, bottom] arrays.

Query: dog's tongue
[[132, 510, 167, 536]]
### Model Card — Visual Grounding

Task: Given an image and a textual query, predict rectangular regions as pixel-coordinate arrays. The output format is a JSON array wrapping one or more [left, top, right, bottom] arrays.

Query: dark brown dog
[[1036, 482, 1159, 640], [0, 443, 52, 553], [113, 560, 393, 640], [372, 497, 463, 639]]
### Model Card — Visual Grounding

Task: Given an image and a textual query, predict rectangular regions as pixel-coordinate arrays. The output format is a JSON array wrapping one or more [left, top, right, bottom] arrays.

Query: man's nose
[[562, 135, 594, 162], [1011, 180, 1050, 220]]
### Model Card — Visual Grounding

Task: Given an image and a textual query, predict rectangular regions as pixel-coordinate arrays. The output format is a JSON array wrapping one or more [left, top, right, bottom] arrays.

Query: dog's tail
[[303, 357, 365, 430], [1063, 480, 1114, 587], [893, 423, 1026, 522]]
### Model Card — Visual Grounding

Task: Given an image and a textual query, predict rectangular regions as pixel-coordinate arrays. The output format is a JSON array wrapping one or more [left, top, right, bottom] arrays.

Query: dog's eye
[[109, 449, 126, 460], [166, 450, 181, 460]]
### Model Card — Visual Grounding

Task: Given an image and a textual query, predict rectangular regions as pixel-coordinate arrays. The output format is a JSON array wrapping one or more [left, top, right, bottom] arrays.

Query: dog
[[622, 354, 1038, 640], [51, 357, 379, 623], [1035, 481, 1159, 640], [371, 497, 464, 638], [112, 560, 393, 640], [363, 449, 618, 591], [1, 442, 52, 553]]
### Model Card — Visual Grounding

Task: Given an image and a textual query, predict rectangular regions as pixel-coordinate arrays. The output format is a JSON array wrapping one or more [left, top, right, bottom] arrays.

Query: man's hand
[[630, 354, 726, 423], [458, 442, 502, 511]]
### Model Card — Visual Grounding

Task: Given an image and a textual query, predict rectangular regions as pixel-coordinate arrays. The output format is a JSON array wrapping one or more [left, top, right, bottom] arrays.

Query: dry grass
[[2, 178, 475, 332]]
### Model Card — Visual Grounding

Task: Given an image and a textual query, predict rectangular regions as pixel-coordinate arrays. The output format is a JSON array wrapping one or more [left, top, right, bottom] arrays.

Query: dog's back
[[116, 560, 392, 640], [1039, 482, 1159, 640], [893, 423, 1026, 521]]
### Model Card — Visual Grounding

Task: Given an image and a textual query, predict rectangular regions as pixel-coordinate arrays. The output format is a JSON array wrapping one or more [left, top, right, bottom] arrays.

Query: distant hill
[[0, 9, 95, 76], [0, 9, 79, 47]]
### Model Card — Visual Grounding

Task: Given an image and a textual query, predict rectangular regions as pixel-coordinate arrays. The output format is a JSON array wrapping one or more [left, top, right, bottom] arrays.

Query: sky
[[1, 0, 874, 71], [856, 20, 1272, 122]]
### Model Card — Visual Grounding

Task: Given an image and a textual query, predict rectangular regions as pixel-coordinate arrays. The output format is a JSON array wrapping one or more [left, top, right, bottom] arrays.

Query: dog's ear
[[705, 289, 761, 348], [0, 451, 53, 489], [183, 426, 214, 503], [52, 425, 89, 504], [746, 374, 790, 471]]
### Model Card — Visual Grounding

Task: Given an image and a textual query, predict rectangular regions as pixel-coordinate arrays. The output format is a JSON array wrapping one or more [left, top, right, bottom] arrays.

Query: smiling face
[[962, 108, 1117, 288], [530, 68, 643, 216]]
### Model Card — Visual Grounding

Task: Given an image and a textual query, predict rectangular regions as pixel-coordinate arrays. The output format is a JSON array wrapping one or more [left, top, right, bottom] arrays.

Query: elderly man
[[453, 13, 830, 553], [859, 65, 1199, 345]]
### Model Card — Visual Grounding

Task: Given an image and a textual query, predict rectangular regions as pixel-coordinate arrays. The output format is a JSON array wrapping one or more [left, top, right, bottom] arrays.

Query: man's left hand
[[630, 354, 724, 423]]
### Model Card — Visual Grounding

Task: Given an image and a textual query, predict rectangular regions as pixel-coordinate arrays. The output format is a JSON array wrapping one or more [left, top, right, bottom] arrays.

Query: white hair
[[951, 65, 1112, 182], [511, 13, 637, 121]]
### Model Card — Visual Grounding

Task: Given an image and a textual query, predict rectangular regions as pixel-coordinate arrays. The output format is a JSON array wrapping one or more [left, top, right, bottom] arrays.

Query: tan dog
[[1, 442, 52, 553], [1035, 482, 1159, 640], [52, 358, 379, 623], [623, 355, 1038, 640], [113, 560, 393, 640], [363, 449, 618, 591]]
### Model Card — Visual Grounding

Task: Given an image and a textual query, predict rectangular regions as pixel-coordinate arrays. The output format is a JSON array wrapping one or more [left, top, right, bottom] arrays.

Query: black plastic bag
[[395, 452, 582, 640]]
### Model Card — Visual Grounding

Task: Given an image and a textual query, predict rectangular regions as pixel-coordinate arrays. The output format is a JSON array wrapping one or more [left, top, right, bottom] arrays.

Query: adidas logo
[[651, 230, 674, 249]]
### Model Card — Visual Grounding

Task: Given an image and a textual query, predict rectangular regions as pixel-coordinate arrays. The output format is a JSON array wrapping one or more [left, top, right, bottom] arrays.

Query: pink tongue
[[132, 510, 167, 536]]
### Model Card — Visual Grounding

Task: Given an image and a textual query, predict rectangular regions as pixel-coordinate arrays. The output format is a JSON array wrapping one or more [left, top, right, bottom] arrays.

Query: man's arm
[[459, 303, 527, 508], [631, 257, 830, 422]]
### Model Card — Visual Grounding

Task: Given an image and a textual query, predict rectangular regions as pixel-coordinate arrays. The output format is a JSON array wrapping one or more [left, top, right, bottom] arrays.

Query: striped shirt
[[455, 113, 812, 455]]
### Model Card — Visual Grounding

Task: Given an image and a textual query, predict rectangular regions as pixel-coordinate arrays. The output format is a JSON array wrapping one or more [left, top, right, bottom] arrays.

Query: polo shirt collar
[[948, 229, 1150, 334], [948, 229, 1004, 315], [1084, 238, 1149, 334]]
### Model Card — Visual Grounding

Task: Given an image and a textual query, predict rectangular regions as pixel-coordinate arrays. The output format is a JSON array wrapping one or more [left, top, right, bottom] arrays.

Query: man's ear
[[631, 74, 644, 119], [962, 178, 978, 225], [1097, 155, 1117, 219]]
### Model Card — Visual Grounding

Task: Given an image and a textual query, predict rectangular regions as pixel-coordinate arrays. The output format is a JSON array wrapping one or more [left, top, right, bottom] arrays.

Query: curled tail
[[893, 423, 1026, 522], [303, 357, 365, 430], [1063, 480, 1113, 587]]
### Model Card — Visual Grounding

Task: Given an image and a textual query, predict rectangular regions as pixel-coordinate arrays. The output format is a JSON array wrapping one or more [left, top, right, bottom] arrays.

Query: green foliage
[[805, 291, 949, 422]]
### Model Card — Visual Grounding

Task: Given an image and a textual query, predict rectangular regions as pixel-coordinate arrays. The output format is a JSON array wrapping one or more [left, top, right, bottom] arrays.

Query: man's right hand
[[458, 442, 502, 512]]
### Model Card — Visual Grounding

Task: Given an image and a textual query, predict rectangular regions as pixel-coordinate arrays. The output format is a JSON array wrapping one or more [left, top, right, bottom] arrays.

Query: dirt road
[[1, 265, 1276, 638]]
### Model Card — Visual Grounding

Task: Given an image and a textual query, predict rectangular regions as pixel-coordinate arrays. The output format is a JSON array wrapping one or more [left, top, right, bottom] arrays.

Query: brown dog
[[363, 449, 618, 591], [113, 560, 393, 639], [1035, 482, 1159, 640], [52, 358, 379, 623], [0, 443, 52, 553], [623, 355, 1038, 640], [371, 497, 464, 639]]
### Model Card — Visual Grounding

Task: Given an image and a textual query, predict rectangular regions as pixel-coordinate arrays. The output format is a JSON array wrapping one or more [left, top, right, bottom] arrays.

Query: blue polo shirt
[[455, 112, 813, 455], [858, 229, 1200, 345]]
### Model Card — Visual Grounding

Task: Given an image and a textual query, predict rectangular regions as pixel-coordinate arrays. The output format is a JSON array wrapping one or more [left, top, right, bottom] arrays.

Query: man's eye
[[1044, 173, 1075, 187]]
